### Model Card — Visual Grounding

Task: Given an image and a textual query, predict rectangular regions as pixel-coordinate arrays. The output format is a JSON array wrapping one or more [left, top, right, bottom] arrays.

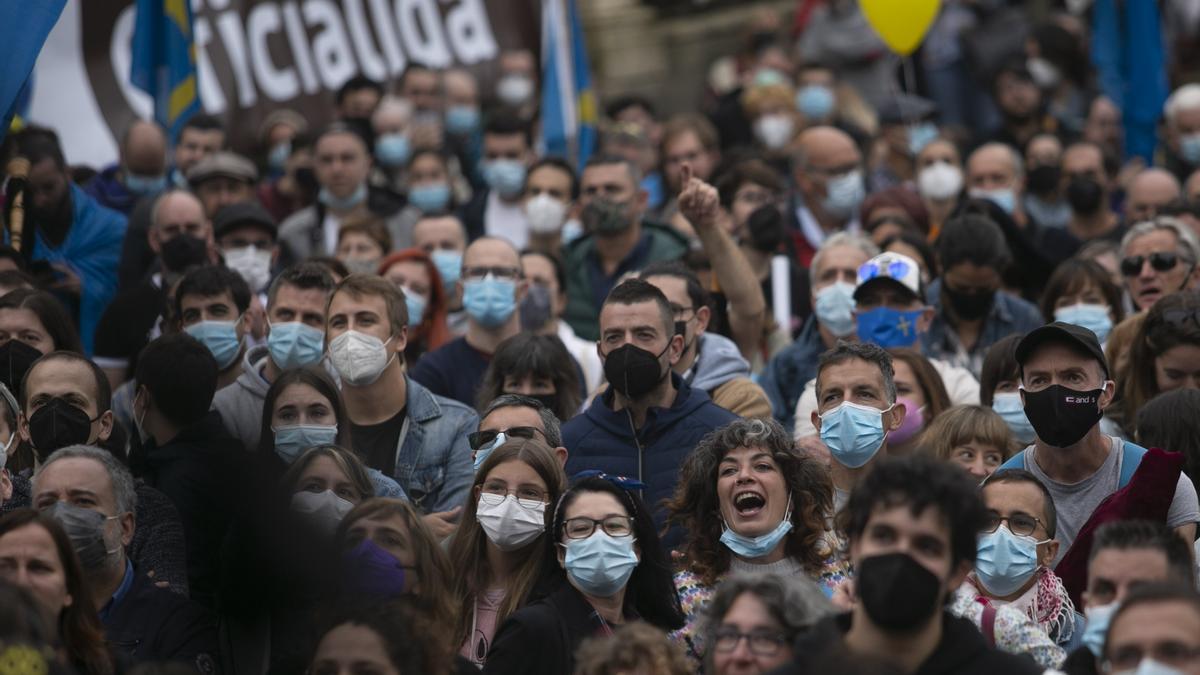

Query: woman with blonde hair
[[446, 438, 567, 667], [917, 404, 1017, 481]]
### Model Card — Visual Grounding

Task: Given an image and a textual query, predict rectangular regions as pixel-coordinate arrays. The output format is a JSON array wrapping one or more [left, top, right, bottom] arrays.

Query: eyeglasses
[[462, 266, 522, 282], [859, 258, 913, 284], [1120, 251, 1179, 277], [478, 484, 547, 509], [983, 512, 1046, 538], [562, 515, 634, 539], [669, 303, 696, 320], [712, 627, 789, 656], [468, 426, 545, 451], [1105, 643, 1200, 671]]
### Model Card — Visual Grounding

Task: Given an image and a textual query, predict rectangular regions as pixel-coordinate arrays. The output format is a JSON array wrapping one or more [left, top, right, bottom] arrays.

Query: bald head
[[967, 143, 1022, 192], [463, 236, 522, 270], [795, 126, 860, 169], [123, 120, 168, 177], [444, 68, 479, 106], [149, 190, 211, 260], [1184, 169, 1200, 205], [1126, 168, 1182, 224]]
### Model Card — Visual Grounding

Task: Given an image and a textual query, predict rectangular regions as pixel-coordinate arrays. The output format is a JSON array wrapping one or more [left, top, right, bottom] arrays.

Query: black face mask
[[0, 340, 44, 399], [528, 393, 559, 414], [602, 342, 671, 399], [942, 285, 995, 321], [160, 234, 209, 272], [857, 552, 943, 631], [29, 397, 97, 459], [1026, 165, 1062, 197], [1022, 384, 1104, 447], [746, 204, 786, 253], [1066, 176, 1105, 215]]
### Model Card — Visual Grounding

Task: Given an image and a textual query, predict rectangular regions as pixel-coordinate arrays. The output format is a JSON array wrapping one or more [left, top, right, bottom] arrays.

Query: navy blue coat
[[562, 374, 739, 547]]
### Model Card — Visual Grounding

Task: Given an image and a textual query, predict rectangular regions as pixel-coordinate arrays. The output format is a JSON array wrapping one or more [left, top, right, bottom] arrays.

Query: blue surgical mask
[[855, 307, 924, 348], [814, 282, 856, 337], [1054, 303, 1112, 344], [563, 530, 639, 597], [319, 184, 368, 211], [267, 321, 325, 370], [1181, 133, 1200, 166], [975, 524, 1044, 597], [463, 276, 517, 328], [1082, 602, 1116, 657], [445, 105, 481, 135], [482, 159, 527, 198], [562, 219, 584, 245], [375, 133, 411, 168], [268, 142, 291, 172], [125, 172, 167, 195], [409, 183, 451, 213], [822, 170, 865, 220], [992, 392, 1036, 445], [720, 493, 793, 559], [819, 401, 892, 469], [796, 85, 835, 120], [431, 250, 462, 292], [274, 424, 339, 465], [403, 289, 426, 327], [474, 431, 506, 472], [185, 319, 242, 370], [970, 188, 1016, 215], [908, 122, 939, 157]]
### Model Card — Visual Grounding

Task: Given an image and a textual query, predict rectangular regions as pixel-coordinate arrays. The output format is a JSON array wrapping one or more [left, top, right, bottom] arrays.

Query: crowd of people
[[2, 1, 1200, 674]]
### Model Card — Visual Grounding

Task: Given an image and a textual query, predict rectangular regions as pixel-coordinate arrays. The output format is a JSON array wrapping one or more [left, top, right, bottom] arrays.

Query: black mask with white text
[[1022, 384, 1104, 447]]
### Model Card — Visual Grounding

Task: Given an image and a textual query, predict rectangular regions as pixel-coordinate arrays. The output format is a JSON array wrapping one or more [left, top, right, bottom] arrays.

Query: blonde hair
[[573, 622, 691, 675], [917, 405, 1018, 461]]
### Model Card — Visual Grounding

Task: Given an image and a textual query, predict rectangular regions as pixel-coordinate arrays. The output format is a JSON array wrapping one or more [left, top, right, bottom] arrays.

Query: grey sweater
[[211, 345, 273, 453]]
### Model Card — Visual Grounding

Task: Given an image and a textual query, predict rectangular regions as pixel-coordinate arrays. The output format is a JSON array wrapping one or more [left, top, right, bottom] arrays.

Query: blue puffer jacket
[[563, 374, 739, 548]]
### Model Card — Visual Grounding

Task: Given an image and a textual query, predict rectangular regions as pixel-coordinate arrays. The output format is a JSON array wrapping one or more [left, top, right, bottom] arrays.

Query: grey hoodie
[[685, 332, 751, 393], [212, 344, 273, 453]]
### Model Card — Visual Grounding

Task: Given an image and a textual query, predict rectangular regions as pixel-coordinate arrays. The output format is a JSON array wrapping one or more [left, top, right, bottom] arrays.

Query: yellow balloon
[[860, 0, 941, 56]]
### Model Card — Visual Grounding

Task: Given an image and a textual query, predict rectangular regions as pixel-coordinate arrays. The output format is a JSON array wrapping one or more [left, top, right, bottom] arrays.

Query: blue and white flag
[[540, 0, 596, 169], [0, 0, 66, 144]]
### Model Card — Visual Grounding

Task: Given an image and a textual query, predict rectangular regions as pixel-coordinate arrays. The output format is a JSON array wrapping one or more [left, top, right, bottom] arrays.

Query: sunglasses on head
[[859, 258, 912, 283], [1120, 251, 1179, 277], [1160, 308, 1200, 329], [467, 426, 544, 451]]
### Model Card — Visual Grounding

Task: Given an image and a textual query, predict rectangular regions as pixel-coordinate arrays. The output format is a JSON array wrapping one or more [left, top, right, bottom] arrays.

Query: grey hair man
[[474, 394, 566, 467], [31, 445, 219, 668], [1119, 216, 1200, 311], [700, 573, 835, 674]]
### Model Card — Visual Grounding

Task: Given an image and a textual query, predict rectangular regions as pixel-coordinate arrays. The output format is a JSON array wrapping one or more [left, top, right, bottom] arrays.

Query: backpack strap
[[981, 603, 998, 648], [998, 450, 1027, 472], [1118, 441, 1149, 489]]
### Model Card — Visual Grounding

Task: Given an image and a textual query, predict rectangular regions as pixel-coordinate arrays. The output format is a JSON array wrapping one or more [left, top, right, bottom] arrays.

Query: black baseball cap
[[1015, 321, 1109, 377], [212, 201, 277, 240]]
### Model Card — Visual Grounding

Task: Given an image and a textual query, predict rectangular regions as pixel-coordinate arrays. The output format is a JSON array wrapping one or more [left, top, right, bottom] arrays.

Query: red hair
[[379, 248, 452, 352]]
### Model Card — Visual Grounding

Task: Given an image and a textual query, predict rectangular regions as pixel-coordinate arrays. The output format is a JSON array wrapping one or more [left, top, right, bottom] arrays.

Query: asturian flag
[[540, 0, 596, 169], [130, 0, 202, 142]]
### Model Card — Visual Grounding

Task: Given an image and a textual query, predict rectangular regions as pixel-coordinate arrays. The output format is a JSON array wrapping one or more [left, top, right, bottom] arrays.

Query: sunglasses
[[1120, 251, 1179, 277], [859, 258, 913, 283], [467, 426, 545, 451]]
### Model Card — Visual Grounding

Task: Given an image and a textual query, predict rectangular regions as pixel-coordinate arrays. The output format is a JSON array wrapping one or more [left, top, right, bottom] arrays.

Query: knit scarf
[[972, 567, 1076, 643]]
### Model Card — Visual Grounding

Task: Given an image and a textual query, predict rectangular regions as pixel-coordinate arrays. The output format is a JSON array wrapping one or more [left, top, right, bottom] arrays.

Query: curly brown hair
[[665, 418, 834, 586]]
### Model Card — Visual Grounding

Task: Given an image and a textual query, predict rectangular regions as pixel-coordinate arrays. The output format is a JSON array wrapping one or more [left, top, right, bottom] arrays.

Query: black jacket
[[105, 567, 220, 673], [480, 583, 604, 675], [137, 411, 242, 608], [771, 612, 1045, 675], [1061, 646, 1101, 675]]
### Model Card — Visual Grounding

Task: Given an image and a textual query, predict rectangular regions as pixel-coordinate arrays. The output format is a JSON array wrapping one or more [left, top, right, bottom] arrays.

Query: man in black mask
[[995, 323, 1198, 565], [775, 455, 1043, 674], [1037, 142, 1125, 266], [924, 214, 1043, 378], [94, 190, 214, 388], [562, 279, 737, 547], [18, 352, 114, 461]]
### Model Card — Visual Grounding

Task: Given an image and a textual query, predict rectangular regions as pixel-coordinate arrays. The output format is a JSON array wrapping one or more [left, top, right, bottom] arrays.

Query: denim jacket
[[922, 279, 1045, 378], [389, 376, 478, 514], [759, 316, 828, 434]]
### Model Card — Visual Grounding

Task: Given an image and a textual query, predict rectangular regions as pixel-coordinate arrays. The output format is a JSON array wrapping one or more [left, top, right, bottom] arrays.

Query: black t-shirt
[[351, 407, 407, 473]]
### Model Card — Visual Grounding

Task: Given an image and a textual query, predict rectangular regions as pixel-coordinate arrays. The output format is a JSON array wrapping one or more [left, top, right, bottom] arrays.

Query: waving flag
[[131, 0, 201, 141], [0, 0, 66, 144], [541, 0, 596, 169]]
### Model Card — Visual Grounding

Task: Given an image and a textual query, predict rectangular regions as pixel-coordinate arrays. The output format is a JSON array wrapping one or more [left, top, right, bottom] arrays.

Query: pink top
[[460, 588, 507, 666]]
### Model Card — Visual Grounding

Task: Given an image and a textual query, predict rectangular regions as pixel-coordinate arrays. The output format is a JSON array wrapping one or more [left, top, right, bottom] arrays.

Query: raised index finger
[[679, 162, 693, 190]]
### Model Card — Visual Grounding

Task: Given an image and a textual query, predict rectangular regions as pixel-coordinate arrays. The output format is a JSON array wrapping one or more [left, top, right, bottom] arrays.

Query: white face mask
[[291, 489, 355, 534], [524, 193, 568, 234], [0, 430, 14, 469], [224, 246, 273, 291], [917, 162, 964, 201], [753, 113, 796, 150], [476, 493, 546, 552], [328, 330, 394, 386]]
